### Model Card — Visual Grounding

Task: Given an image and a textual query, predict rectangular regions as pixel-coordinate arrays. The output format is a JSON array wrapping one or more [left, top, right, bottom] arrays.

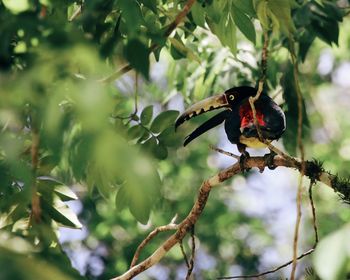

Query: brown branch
[[30, 129, 41, 224], [249, 31, 269, 142], [111, 155, 344, 280], [210, 145, 240, 159], [130, 216, 178, 268], [163, 0, 197, 37], [247, 32, 299, 167], [98, 64, 133, 84], [99, 0, 197, 83]]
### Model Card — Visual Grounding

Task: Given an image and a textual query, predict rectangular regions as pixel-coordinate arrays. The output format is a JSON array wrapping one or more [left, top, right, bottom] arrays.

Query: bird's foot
[[263, 151, 277, 170], [239, 151, 251, 172]]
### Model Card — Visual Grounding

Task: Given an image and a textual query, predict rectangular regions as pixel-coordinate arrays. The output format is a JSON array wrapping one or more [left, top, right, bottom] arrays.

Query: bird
[[175, 86, 286, 169]]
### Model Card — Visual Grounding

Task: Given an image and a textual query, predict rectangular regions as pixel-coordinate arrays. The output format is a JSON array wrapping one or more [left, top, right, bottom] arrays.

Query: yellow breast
[[239, 136, 267, 148]]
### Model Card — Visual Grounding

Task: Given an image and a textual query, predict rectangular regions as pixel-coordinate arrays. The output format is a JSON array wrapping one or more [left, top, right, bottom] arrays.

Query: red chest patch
[[239, 104, 266, 128]]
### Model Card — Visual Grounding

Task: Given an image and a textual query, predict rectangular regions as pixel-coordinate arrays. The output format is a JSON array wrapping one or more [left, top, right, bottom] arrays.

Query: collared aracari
[[175, 86, 286, 168]]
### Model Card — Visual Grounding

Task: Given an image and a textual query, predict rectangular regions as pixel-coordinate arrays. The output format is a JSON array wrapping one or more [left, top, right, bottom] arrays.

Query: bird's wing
[[183, 110, 229, 146]]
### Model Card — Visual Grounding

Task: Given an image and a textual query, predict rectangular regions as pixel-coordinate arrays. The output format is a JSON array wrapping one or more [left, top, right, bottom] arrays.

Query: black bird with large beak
[[175, 86, 286, 168]]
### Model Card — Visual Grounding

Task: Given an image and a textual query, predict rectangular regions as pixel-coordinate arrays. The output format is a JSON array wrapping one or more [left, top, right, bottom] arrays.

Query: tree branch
[[29, 129, 41, 224], [130, 216, 178, 268], [112, 155, 349, 280], [249, 31, 269, 142]]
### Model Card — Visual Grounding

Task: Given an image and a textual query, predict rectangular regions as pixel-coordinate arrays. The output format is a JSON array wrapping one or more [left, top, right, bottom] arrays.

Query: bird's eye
[[229, 94, 235, 100]]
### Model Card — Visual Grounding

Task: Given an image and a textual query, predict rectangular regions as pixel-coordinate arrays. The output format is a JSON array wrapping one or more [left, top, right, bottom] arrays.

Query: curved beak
[[175, 93, 229, 129]]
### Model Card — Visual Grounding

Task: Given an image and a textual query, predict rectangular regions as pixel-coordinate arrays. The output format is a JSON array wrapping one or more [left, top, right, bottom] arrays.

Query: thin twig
[[164, 0, 197, 37], [210, 145, 240, 159], [249, 31, 269, 142], [291, 174, 303, 279], [308, 181, 319, 244], [247, 31, 295, 168], [217, 248, 315, 279], [99, 0, 197, 83], [98, 64, 133, 83], [289, 37, 305, 280], [186, 225, 195, 280], [179, 239, 190, 268], [130, 216, 178, 268]]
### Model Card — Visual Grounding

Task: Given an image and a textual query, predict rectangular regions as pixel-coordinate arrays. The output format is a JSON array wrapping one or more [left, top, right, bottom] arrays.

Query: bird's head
[[175, 86, 257, 129]]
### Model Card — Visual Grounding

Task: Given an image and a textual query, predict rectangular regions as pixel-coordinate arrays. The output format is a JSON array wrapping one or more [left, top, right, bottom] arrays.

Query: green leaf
[[170, 43, 186, 60], [153, 47, 162, 62], [281, 62, 309, 156], [311, 18, 339, 46], [298, 31, 315, 62], [207, 8, 237, 54], [150, 110, 179, 133], [139, 0, 158, 14], [233, 0, 255, 16], [41, 197, 82, 229], [37, 177, 78, 201], [115, 187, 129, 211], [2, 0, 31, 14], [153, 143, 168, 160], [191, 2, 206, 27], [206, 0, 228, 23], [128, 124, 146, 140], [120, 159, 161, 224], [125, 39, 150, 79], [142, 136, 157, 153], [37, 177, 64, 188], [268, 0, 296, 34], [0, 245, 78, 280], [267, 57, 278, 88], [140, 105, 153, 125], [54, 185, 78, 201], [231, 4, 256, 44], [255, 0, 269, 29], [94, 168, 113, 199], [313, 224, 350, 280], [158, 127, 179, 147], [118, 0, 143, 34], [138, 130, 151, 143], [169, 37, 200, 63], [128, 190, 151, 224]]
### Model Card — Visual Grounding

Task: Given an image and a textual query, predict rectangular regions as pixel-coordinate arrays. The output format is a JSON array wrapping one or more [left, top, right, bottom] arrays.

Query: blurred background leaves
[[1, 0, 350, 279]]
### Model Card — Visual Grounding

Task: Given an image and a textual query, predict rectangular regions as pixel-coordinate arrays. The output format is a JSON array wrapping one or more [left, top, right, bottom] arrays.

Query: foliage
[[1, 0, 350, 279]]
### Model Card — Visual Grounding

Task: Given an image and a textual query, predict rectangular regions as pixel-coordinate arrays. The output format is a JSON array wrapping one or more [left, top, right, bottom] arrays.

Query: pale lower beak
[[175, 93, 229, 129]]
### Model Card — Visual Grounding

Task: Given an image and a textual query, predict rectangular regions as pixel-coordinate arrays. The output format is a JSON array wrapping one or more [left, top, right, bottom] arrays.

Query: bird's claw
[[239, 151, 251, 172], [263, 151, 277, 170]]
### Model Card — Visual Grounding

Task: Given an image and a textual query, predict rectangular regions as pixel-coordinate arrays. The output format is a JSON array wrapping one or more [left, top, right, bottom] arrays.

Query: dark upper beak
[[175, 93, 229, 129]]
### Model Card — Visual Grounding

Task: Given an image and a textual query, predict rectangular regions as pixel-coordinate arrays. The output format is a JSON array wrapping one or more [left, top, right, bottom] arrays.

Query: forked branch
[[112, 155, 349, 280]]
